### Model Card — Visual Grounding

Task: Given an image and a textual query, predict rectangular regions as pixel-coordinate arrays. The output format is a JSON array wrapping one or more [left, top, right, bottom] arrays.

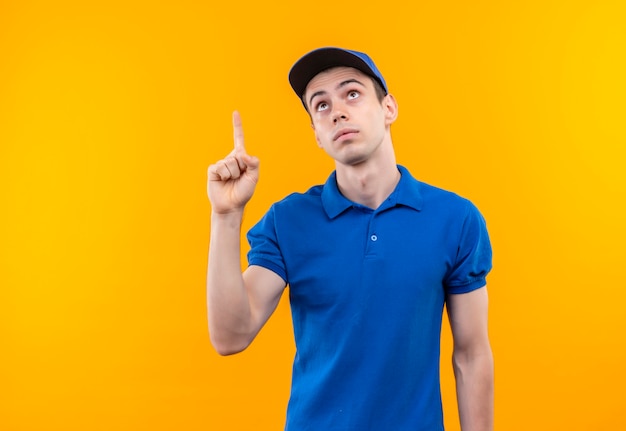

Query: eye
[[347, 90, 359, 100], [316, 102, 329, 112]]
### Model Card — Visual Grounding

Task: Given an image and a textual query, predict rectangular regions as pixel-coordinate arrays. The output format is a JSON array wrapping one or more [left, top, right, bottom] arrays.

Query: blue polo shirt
[[247, 165, 492, 431]]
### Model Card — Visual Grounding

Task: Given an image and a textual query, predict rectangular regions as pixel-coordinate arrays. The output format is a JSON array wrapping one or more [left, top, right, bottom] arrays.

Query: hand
[[207, 111, 260, 214]]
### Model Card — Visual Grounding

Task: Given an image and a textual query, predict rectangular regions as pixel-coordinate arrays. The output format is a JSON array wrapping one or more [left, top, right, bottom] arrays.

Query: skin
[[305, 67, 400, 209], [206, 66, 493, 430]]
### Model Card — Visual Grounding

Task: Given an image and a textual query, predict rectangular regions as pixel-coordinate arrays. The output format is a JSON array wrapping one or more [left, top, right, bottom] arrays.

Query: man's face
[[303, 67, 397, 167]]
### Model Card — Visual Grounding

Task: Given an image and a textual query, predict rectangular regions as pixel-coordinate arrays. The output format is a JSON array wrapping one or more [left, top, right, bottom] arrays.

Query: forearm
[[453, 347, 494, 431], [207, 210, 253, 355]]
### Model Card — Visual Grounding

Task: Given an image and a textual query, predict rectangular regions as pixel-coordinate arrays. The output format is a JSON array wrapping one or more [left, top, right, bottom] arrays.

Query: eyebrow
[[307, 78, 367, 108]]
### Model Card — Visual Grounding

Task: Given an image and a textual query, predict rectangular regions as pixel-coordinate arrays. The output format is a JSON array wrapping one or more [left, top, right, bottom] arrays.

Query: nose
[[331, 101, 348, 123]]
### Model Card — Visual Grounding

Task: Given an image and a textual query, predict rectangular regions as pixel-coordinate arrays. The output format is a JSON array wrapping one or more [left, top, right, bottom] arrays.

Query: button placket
[[365, 212, 379, 257]]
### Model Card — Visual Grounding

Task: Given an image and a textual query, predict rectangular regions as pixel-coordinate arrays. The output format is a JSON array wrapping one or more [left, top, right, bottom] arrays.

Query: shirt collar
[[321, 165, 423, 219]]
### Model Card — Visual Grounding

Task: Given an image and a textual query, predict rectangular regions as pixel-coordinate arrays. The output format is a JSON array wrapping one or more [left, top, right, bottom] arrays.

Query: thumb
[[242, 153, 260, 172]]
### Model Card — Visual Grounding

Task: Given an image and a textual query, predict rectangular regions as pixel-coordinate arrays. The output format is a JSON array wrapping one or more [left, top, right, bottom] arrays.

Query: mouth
[[333, 128, 359, 142]]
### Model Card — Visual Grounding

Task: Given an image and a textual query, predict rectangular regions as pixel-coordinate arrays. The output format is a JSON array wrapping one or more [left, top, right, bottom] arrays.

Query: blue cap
[[288, 47, 388, 100]]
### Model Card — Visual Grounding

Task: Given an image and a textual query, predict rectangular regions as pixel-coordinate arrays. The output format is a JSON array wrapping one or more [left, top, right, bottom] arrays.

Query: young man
[[207, 47, 494, 431]]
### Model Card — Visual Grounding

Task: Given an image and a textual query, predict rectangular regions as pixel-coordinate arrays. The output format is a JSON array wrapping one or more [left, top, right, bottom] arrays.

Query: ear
[[311, 122, 323, 148], [383, 93, 398, 126]]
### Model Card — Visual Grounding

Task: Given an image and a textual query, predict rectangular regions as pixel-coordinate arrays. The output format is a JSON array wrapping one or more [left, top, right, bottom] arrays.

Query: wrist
[[211, 208, 245, 225]]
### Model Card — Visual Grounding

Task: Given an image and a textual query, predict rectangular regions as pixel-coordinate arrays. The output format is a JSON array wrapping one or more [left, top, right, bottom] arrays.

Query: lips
[[333, 128, 359, 142]]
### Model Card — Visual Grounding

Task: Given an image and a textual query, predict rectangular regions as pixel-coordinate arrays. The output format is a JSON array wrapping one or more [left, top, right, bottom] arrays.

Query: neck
[[335, 146, 400, 210]]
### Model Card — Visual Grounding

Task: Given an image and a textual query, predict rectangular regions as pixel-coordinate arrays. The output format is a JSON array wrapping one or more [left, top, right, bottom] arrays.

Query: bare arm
[[446, 286, 494, 431], [206, 111, 286, 355]]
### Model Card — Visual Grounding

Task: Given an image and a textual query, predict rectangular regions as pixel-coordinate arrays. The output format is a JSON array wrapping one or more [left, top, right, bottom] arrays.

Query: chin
[[337, 154, 369, 167]]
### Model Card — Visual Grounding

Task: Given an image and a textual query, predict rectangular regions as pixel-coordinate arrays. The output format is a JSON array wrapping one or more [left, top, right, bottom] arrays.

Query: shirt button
[[370, 234, 378, 241]]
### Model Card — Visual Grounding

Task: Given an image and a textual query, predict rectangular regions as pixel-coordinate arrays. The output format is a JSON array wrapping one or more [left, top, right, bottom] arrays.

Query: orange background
[[1, 1, 625, 430]]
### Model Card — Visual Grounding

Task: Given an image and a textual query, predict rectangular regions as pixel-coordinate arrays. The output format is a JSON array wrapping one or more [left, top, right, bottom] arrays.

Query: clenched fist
[[207, 111, 260, 214]]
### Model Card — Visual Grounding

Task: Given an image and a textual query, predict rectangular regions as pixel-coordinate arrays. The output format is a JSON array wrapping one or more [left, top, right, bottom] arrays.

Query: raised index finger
[[232, 110, 245, 152]]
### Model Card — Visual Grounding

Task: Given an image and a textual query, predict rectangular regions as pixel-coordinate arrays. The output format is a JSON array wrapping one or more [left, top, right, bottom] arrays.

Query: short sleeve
[[444, 202, 493, 294], [247, 205, 288, 283]]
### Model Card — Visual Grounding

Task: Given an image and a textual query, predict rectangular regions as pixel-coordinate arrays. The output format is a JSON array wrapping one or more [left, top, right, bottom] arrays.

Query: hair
[[302, 75, 388, 116]]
